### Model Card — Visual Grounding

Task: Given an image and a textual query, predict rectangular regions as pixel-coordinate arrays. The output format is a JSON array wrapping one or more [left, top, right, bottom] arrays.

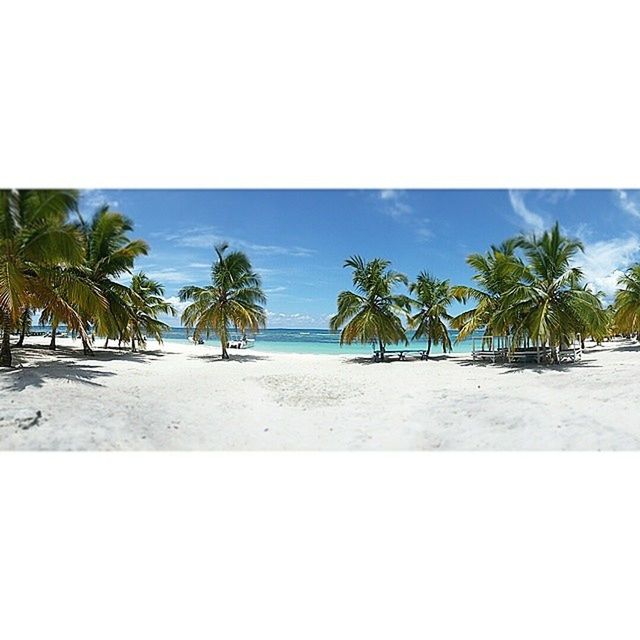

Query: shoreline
[[1, 336, 639, 451]]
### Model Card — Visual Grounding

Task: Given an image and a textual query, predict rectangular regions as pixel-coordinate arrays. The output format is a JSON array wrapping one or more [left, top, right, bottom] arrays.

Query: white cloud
[[378, 189, 412, 218], [144, 268, 196, 284], [164, 296, 191, 316], [376, 190, 432, 241], [579, 235, 640, 299], [537, 189, 575, 205], [615, 190, 640, 219], [254, 267, 282, 277], [508, 190, 547, 233], [264, 286, 287, 293], [170, 226, 316, 257], [266, 310, 329, 328], [79, 189, 119, 212], [416, 218, 432, 241]]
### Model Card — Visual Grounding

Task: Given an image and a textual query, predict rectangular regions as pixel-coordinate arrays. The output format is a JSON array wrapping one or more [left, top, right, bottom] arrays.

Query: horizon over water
[[163, 327, 477, 355]]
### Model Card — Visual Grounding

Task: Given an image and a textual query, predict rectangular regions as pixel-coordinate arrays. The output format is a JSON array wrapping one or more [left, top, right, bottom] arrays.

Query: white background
[[2, 1, 640, 638]]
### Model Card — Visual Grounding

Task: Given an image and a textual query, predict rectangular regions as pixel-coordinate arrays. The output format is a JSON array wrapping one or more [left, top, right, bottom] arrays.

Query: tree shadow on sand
[[458, 358, 602, 374], [12, 343, 166, 363], [608, 343, 640, 353], [344, 354, 453, 366], [2, 345, 166, 390], [187, 353, 272, 363], [1, 361, 116, 391]]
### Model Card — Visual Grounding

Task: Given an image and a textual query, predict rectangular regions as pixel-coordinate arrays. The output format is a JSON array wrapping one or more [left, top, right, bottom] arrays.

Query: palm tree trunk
[[221, 326, 230, 359], [378, 338, 385, 362], [15, 310, 29, 347], [0, 312, 12, 367], [104, 338, 109, 349], [426, 336, 432, 358], [49, 321, 58, 350], [82, 337, 93, 355], [131, 337, 136, 352]]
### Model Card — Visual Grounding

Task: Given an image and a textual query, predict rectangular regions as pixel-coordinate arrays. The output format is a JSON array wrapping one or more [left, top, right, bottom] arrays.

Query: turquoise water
[[163, 327, 477, 355]]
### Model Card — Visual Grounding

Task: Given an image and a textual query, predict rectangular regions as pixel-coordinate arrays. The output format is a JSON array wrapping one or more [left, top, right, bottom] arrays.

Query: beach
[[1, 336, 638, 450]]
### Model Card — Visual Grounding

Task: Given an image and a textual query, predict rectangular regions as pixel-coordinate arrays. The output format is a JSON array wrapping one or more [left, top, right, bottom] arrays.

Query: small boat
[[227, 334, 255, 349]]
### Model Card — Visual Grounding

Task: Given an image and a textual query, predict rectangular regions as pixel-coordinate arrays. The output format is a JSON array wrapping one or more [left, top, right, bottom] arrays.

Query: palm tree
[[495, 223, 606, 362], [575, 285, 610, 347], [36, 262, 106, 350], [329, 256, 410, 360], [125, 272, 177, 351], [0, 189, 87, 366], [614, 264, 640, 338], [14, 304, 33, 348], [77, 206, 149, 354], [450, 238, 525, 340], [179, 243, 267, 360], [408, 272, 454, 357]]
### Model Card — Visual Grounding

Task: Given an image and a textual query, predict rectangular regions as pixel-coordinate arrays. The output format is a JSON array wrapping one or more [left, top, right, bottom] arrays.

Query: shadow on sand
[[1, 360, 115, 391], [344, 353, 454, 366], [187, 353, 272, 363], [608, 343, 640, 353], [2, 344, 166, 390], [458, 358, 601, 374]]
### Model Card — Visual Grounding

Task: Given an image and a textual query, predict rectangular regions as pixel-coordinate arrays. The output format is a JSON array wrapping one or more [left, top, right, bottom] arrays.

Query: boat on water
[[227, 333, 255, 349]]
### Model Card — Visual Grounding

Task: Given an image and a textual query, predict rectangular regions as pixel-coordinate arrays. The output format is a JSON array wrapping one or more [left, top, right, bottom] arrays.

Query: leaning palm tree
[[125, 272, 177, 351], [408, 272, 454, 357], [450, 238, 526, 341], [0, 189, 88, 366], [614, 264, 640, 338], [37, 262, 106, 350], [329, 256, 410, 360], [179, 243, 267, 360], [77, 206, 149, 354], [495, 223, 605, 362]]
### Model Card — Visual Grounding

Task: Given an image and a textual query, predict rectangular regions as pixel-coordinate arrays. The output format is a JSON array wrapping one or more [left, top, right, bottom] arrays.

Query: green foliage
[[179, 243, 267, 359], [408, 272, 454, 355], [78, 206, 150, 345], [329, 255, 410, 351], [450, 239, 526, 339], [0, 191, 172, 364], [614, 264, 640, 335], [0, 189, 90, 365], [123, 273, 176, 350], [452, 223, 607, 358]]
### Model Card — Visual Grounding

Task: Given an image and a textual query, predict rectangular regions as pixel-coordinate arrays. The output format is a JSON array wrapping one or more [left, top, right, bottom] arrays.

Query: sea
[[162, 327, 477, 355], [32, 325, 479, 355]]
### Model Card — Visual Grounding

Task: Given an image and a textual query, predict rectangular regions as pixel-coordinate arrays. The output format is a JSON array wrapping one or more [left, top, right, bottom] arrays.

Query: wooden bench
[[558, 347, 582, 363], [507, 348, 552, 364], [472, 348, 507, 363], [373, 349, 428, 362]]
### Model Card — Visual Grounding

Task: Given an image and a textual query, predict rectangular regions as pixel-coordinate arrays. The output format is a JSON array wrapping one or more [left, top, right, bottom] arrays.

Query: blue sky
[[79, 189, 640, 328]]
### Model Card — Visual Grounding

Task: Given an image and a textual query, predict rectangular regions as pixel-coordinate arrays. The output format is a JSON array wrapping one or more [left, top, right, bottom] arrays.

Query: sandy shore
[[1, 336, 639, 450]]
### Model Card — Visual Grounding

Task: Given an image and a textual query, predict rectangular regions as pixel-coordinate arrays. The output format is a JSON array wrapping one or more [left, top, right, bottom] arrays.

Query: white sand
[[1, 336, 639, 450]]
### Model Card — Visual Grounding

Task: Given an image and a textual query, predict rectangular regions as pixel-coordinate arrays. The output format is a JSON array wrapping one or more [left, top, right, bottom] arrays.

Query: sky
[[78, 189, 640, 328]]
